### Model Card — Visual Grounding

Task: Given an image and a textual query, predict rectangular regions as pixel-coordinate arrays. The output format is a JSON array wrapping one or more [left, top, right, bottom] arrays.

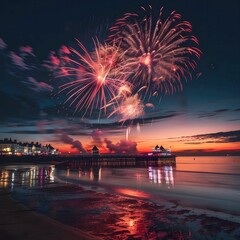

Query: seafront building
[[0, 138, 58, 156]]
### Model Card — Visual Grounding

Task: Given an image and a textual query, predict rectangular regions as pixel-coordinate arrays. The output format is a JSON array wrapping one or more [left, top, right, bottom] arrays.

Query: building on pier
[[151, 145, 171, 156], [92, 146, 99, 156]]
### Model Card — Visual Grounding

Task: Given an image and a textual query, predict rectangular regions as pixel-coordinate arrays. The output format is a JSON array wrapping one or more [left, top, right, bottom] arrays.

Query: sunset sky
[[0, 0, 239, 155]]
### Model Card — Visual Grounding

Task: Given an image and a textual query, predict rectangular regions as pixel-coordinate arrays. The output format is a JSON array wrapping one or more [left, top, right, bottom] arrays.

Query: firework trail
[[126, 127, 130, 140], [108, 6, 201, 95], [56, 39, 129, 118]]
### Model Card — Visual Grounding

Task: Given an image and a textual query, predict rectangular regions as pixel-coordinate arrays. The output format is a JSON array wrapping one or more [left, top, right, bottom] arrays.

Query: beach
[[0, 156, 240, 239], [0, 190, 100, 240]]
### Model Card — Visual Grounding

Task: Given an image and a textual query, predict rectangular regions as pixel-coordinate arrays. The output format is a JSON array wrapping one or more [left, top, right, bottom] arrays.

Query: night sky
[[0, 0, 239, 155]]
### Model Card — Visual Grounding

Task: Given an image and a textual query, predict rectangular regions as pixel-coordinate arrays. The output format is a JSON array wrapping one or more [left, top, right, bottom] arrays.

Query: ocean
[[1, 156, 240, 239]]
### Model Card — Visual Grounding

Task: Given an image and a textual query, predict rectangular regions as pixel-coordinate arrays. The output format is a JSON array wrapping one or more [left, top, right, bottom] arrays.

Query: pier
[[0, 154, 176, 166]]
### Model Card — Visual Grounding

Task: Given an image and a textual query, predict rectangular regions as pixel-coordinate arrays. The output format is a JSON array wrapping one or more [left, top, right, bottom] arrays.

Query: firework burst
[[108, 93, 145, 123], [56, 39, 128, 118], [52, 6, 201, 123], [109, 6, 201, 95]]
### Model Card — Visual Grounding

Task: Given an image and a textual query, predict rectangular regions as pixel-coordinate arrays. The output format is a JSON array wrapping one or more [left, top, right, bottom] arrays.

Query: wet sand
[[0, 190, 101, 240], [10, 184, 240, 240]]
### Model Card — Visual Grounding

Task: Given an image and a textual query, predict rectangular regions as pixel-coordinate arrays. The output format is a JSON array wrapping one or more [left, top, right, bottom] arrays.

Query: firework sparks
[[109, 6, 201, 95], [56, 39, 127, 118], [126, 127, 130, 140], [109, 93, 145, 122], [52, 6, 201, 123]]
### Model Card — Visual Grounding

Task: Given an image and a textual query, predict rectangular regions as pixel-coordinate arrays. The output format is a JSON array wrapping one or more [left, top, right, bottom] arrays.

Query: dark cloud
[[10, 51, 29, 70], [1, 120, 93, 137], [104, 138, 138, 154], [197, 108, 230, 119], [228, 118, 240, 122], [19, 46, 35, 57], [178, 130, 240, 144], [184, 142, 203, 145], [175, 149, 214, 156], [1, 129, 56, 135], [6, 122, 36, 128], [24, 77, 53, 92], [0, 38, 7, 50], [176, 148, 240, 156], [181, 149, 212, 153], [3, 130, 34, 135], [0, 39, 57, 124], [88, 111, 180, 130], [196, 130, 240, 143], [142, 112, 180, 124], [57, 132, 86, 153], [214, 109, 229, 113], [91, 129, 104, 147]]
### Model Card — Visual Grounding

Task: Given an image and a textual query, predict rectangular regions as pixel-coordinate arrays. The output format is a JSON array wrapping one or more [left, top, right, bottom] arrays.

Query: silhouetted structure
[[92, 146, 99, 156], [152, 145, 171, 156]]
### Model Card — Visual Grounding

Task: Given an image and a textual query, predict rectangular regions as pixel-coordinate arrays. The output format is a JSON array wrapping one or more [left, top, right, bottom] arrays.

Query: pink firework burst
[[108, 6, 201, 95], [56, 39, 128, 118]]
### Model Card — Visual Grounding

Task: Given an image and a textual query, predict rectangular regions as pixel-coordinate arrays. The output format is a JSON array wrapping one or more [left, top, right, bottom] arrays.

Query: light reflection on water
[[1, 157, 240, 214], [56, 158, 178, 197], [54, 158, 240, 215], [148, 166, 174, 188], [0, 165, 55, 190], [62, 164, 176, 191], [1, 158, 240, 194]]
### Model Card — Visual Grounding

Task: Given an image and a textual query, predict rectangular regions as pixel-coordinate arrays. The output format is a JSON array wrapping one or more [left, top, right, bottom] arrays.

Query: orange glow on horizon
[[44, 119, 240, 156], [49, 140, 239, 155]]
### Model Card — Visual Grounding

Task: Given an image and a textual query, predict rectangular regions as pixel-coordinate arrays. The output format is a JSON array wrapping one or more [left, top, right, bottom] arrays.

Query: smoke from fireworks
[[108, 6, 201, 95]]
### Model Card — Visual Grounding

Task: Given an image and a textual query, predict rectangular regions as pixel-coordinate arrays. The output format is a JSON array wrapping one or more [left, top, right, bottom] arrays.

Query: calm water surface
[[54, 156, 240, 214], [1, 156, 240, 213]]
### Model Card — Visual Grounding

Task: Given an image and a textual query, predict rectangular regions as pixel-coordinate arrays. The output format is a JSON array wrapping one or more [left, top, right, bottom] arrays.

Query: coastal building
[[0, 138, 58, 156], [41, 144, 58, 155], [22, 142, 31, 155], [0, 139, 15, 155], [92, 146, 99, 156]]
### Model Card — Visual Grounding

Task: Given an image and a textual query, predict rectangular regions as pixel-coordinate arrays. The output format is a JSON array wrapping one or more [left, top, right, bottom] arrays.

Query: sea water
[[54, 156, 240, 215]]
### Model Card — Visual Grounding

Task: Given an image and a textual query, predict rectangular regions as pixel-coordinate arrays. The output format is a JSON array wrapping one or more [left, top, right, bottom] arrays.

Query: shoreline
[[0, 190, 101, 240], [8, 182, 240, 239], [1, 160, 239, 239]]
